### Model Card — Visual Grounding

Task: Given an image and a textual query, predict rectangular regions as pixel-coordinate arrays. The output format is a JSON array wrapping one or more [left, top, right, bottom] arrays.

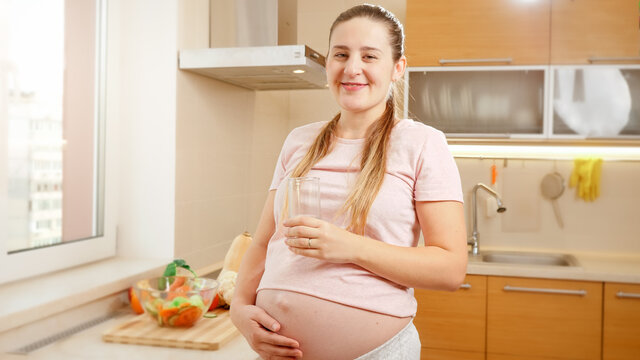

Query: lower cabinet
[[415, 275, 608, 360], [422, 348, 485, 360], [487, 276, 602, 360], [415, 275, 486, 359], [486, 354, 554, 360], [603, 282, 640, 359], [415, 275, 640, 359]]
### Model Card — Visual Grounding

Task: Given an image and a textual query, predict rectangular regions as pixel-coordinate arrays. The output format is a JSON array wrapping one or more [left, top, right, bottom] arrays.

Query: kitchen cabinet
[[551, 0, 640, 64], [405, 0, 550, 66], [486, 355, 550, 360], [603, 282, 640, 359], [406, 67, 546, 137], [414, 275, 486, 359], [550, 65, 640, 138], [406, 65, 640, 139], [487, 276, 602, 360], [421, 349, 484, 360]]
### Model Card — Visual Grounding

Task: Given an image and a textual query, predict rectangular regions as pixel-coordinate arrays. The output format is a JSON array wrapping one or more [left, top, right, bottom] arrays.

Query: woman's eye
[[364, 55, 377, 60], [334, 53, 346, 58]]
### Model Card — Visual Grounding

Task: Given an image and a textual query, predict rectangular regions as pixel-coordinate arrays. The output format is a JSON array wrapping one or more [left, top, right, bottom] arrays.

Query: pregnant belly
[[255, 289, 411, 360]]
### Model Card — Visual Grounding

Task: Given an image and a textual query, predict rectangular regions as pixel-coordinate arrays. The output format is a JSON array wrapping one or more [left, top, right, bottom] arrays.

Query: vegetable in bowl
[[134, 275, 219, 327]]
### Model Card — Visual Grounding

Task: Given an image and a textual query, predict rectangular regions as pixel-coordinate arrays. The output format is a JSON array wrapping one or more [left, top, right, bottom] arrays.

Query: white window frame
[[0, 0, 115, 285]]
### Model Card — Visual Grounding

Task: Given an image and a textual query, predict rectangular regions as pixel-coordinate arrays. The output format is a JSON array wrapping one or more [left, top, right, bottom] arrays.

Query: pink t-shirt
[[257, 119, 463, 317]]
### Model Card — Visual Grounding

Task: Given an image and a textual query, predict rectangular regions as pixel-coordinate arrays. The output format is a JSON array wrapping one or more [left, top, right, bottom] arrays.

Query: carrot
[[171, 306, 203, 327], [167, 284, 192, 301], [160, 307, 179, 325], [178, 301, 192, 309], [168, 277, 185, 291]]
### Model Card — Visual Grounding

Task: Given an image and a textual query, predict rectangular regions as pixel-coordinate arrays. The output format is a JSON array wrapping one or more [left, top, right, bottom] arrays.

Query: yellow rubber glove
[[579, 159, 593, 201], [569, 159, 582, 189], [570, 157, 602, 202], [589, 158, 602, 201], [570, 159, 587, 200]]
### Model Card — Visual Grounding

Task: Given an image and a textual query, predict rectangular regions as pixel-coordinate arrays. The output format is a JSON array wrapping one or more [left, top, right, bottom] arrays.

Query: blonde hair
[[289, 5, 405, 235]]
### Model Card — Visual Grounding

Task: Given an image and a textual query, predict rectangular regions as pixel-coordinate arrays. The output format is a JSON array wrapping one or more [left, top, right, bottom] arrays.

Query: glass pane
[[408, 69, 545, 135], [3, 0, 104, 253], [553, 67, 640, 137]]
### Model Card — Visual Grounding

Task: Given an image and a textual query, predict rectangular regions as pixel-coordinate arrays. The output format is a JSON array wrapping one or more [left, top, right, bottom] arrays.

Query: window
[[0, 0, 113, 284]]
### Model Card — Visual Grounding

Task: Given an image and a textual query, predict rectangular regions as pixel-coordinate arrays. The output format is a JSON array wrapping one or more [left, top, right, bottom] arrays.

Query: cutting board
[[102, 308, 239, 350]]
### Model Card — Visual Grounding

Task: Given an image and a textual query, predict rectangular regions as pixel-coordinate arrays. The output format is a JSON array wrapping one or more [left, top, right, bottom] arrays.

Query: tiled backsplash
[[458, 157, 640, 254]]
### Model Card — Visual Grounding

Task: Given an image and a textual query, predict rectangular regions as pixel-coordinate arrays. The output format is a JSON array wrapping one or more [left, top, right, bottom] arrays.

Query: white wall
[[108, 0, 176, 259]]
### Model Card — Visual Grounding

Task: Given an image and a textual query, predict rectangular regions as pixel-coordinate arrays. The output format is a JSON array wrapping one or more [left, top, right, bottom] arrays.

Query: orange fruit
[[128, 287, 144, 314]]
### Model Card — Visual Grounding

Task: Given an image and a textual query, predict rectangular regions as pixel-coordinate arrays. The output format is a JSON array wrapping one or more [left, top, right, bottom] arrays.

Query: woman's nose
[[344, 57, 362, 76]]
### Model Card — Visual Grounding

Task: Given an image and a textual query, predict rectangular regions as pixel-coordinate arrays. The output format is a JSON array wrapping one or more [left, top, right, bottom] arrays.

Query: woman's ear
[[392, 56, 407, 82]]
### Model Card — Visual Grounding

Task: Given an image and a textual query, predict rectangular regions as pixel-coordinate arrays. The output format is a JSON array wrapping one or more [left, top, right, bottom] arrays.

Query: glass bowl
[[133, 276, 219, 327]]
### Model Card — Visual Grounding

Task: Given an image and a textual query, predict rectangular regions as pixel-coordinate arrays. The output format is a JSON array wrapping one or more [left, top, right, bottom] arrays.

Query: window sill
[[0, 257, 223, 334]]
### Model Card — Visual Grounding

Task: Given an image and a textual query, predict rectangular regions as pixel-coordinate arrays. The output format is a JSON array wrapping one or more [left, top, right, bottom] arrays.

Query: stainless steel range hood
[[179, 0, 327, 91]]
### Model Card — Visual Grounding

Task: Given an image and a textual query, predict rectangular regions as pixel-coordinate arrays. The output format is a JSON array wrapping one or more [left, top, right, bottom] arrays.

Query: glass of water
[[287, 177, 320, 219]]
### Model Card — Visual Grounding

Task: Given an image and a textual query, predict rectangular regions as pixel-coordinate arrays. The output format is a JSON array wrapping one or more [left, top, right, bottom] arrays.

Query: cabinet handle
[[588, 56, 640, 63], [460, 283, 472, 289], [616, 291, 640, 299], [439, 58, 513, 65], [503, 285, 587, 296]]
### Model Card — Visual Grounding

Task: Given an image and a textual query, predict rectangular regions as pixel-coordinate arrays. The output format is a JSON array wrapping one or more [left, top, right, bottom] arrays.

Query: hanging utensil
[[540, 172, 565, 228]]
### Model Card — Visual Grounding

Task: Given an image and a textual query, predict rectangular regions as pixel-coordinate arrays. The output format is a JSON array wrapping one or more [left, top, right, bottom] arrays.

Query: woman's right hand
[[230, 304, 303, 360]]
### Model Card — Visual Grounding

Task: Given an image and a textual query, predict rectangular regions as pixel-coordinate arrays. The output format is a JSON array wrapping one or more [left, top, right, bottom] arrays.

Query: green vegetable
[[145, 300, 161, 316], [204, 312, 217, 318], [163, 259, 198, 278], [166, 296, 189, 308], [159, 259, 198, 290], [189, 295, 204, 309]]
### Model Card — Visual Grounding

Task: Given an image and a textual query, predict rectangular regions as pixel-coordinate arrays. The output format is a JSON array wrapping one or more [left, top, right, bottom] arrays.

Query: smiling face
[[326, 17, 405, 118]]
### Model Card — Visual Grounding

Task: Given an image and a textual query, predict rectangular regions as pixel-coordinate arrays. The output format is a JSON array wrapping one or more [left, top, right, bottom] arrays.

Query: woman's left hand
[[282, 216, 366, 264]]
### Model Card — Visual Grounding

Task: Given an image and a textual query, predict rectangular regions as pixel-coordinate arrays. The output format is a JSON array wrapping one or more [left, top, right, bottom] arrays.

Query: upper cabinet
[[406, 0, 640, 67], [551, 0, 640, 64], [407, 67, 546, 137], [405, 0, 640, 140], [551, 66, 640, 138], [406, 0, 551, 66]]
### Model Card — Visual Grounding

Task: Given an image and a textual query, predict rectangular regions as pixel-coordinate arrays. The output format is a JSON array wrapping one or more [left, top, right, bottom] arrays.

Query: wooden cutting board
[[102, 308, 239, 350]]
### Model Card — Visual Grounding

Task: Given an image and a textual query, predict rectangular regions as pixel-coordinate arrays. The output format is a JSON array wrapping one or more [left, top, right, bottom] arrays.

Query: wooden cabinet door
[[487, 354, 550, 360], [406, 0, 550, 66], [487, 276, 602, 360], [422, 348, 484, 360], [551, 0, 640, 64], [603, 282, 640, 359], [415, 275, 486, 356]]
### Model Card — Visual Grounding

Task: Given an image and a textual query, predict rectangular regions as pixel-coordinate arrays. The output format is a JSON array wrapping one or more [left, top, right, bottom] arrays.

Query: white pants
[[354, 321, 421, 360]]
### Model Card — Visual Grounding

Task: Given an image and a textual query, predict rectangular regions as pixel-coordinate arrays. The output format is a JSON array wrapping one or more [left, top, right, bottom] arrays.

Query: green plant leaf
[[163, 262, 177, 277], [159, 260, 198, 290], [173, 259, 187, 267]]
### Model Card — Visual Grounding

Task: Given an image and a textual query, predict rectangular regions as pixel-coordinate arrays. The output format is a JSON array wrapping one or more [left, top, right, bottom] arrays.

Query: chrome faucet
[[469, 183, 506, 256]]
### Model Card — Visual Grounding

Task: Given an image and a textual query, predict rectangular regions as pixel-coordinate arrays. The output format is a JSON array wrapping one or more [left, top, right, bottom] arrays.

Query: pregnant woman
[[230, 4, 467, 359]]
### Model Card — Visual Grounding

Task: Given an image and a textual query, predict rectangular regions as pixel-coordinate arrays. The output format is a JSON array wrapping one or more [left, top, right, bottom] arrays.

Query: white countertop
[[3, 249, 639, 359], [467, 248, 640, 283], [3, 312, 259, 360]]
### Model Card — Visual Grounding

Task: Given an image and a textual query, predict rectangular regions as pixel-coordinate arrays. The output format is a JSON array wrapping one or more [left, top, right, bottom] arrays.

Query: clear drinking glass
[[287, 177, 320, 218]]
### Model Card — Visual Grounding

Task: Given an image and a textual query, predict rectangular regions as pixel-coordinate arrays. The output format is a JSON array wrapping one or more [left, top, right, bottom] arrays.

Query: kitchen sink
[[480, 251, 579, 267]]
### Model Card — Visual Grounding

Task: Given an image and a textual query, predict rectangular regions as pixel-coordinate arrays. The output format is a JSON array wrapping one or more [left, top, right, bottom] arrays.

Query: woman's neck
[[336, 102, 388, 139]]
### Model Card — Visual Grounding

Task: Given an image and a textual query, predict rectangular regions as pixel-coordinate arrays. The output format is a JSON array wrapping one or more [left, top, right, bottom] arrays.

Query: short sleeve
[[414, 130, 464, 203], [269, 132, 294, 191]]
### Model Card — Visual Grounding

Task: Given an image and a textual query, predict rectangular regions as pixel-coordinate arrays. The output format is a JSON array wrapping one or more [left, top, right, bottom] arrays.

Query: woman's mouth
[[341, 82, 368, 91]]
